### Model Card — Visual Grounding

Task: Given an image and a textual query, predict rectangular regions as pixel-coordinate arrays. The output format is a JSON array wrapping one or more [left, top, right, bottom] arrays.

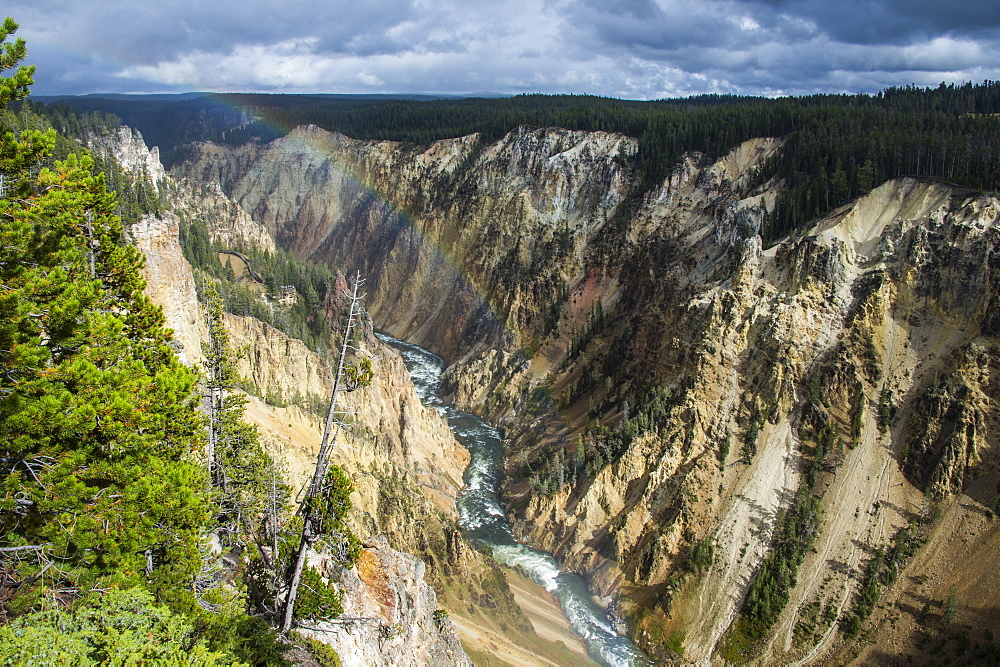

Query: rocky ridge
[[88, 126, 166, 191]]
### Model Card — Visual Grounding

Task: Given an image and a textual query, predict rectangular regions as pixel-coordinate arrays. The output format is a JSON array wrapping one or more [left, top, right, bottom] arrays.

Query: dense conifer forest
[[48, 82, 1000, 244], [4, 98, 162, 224], [1, 19, 352, 663], [178, 215, 340, 357]]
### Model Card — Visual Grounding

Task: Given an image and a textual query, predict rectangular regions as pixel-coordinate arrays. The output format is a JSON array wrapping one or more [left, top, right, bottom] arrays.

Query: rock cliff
[[131, 129, 592, 665], [88, 126, 166, 191], [127, 213, 206, 365], [126, 155, 475, 663], [177, 125, 636, 363], [299, 537, 471, 667], [173, 124, 1000, 664]]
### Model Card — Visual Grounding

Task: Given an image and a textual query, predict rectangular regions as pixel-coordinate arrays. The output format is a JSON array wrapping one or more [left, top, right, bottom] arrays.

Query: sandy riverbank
[[452, 565, 597, 666]]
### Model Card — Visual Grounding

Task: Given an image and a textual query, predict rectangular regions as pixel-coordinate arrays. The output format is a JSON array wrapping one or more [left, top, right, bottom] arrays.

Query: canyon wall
[[124, 127, 589, 665], [173, 125, 1000, 664], [178, 125, 636, 363], [132, 206, 473, 666]]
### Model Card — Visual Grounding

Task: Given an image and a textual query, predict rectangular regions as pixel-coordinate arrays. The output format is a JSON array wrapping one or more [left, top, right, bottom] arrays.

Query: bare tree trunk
[[281, 272, 366, 633], [270, 457, 280, 577], [204, 301, 218, 487]]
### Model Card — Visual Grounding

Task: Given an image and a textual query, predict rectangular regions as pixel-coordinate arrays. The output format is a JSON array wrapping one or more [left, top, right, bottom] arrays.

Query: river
[[379, 334, 649, 667]]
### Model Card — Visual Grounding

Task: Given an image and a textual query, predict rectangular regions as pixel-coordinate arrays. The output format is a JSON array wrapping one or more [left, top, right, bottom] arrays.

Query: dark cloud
[[4, 0, 1000, 98], [568, 0, 755, 52], [749, 0, 1000, 44]]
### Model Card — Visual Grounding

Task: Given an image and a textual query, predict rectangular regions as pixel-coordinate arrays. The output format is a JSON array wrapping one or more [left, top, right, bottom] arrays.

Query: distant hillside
[[31, 83, 1000, 244]]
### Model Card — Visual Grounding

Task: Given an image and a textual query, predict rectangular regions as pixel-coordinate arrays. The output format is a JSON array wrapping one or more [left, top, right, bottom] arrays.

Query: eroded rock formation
[[171, 124, 1000, 664], [299, 537, 471, 667], [130, 126, 593, 665]]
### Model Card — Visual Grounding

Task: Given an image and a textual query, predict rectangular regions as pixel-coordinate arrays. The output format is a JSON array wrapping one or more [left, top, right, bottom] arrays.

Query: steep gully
[[380, 334, 648, 666]]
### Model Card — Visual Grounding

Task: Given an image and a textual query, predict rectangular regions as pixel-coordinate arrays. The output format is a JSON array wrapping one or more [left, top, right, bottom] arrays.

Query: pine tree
[[0, 19, 211, 614], [0, 18, 32, 109], [201, 285, 273, 547]]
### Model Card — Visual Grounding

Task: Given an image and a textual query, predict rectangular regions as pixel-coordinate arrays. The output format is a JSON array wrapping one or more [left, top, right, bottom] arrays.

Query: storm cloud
[[8, 0, 1000, 98]]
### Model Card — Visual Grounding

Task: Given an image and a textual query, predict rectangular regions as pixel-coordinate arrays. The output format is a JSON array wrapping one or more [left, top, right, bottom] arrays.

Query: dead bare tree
[[281, 271, 371, 633]]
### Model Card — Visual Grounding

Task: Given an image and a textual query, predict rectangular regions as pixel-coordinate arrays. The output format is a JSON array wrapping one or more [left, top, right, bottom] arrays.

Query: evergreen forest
[[178, 215, 341, 358], [0, 19, 354, 664], [47, 82, 1000, 245]]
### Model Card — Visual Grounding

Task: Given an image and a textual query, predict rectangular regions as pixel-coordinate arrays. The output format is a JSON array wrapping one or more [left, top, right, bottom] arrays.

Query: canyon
[[118, 127, 590, 665], [123, 116, 998, 664]]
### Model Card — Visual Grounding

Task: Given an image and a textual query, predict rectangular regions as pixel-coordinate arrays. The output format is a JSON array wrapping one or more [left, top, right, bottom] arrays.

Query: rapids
[[379, 333, 649, 667]]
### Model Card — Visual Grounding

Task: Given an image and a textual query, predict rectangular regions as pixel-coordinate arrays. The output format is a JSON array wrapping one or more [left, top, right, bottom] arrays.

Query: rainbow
[[202, 95, 518, 353]]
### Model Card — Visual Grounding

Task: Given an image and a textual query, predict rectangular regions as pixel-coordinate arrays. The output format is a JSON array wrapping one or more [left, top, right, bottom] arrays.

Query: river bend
[[379, 334, 648, 667]]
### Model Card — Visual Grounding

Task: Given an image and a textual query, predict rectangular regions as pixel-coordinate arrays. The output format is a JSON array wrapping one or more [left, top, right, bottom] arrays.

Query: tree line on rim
[[44, 80, 1000, 247]]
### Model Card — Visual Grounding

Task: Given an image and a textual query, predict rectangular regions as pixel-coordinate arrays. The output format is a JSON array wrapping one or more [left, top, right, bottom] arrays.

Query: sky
[[7, 0, 1000, 99]]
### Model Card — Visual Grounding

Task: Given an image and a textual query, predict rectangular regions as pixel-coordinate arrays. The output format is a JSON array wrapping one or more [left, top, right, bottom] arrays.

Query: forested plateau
[[7, 23, 1000, 666]]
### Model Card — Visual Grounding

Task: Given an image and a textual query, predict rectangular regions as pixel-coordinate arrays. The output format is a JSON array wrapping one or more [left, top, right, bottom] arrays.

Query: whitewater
[[379, 333, 648, 667]]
